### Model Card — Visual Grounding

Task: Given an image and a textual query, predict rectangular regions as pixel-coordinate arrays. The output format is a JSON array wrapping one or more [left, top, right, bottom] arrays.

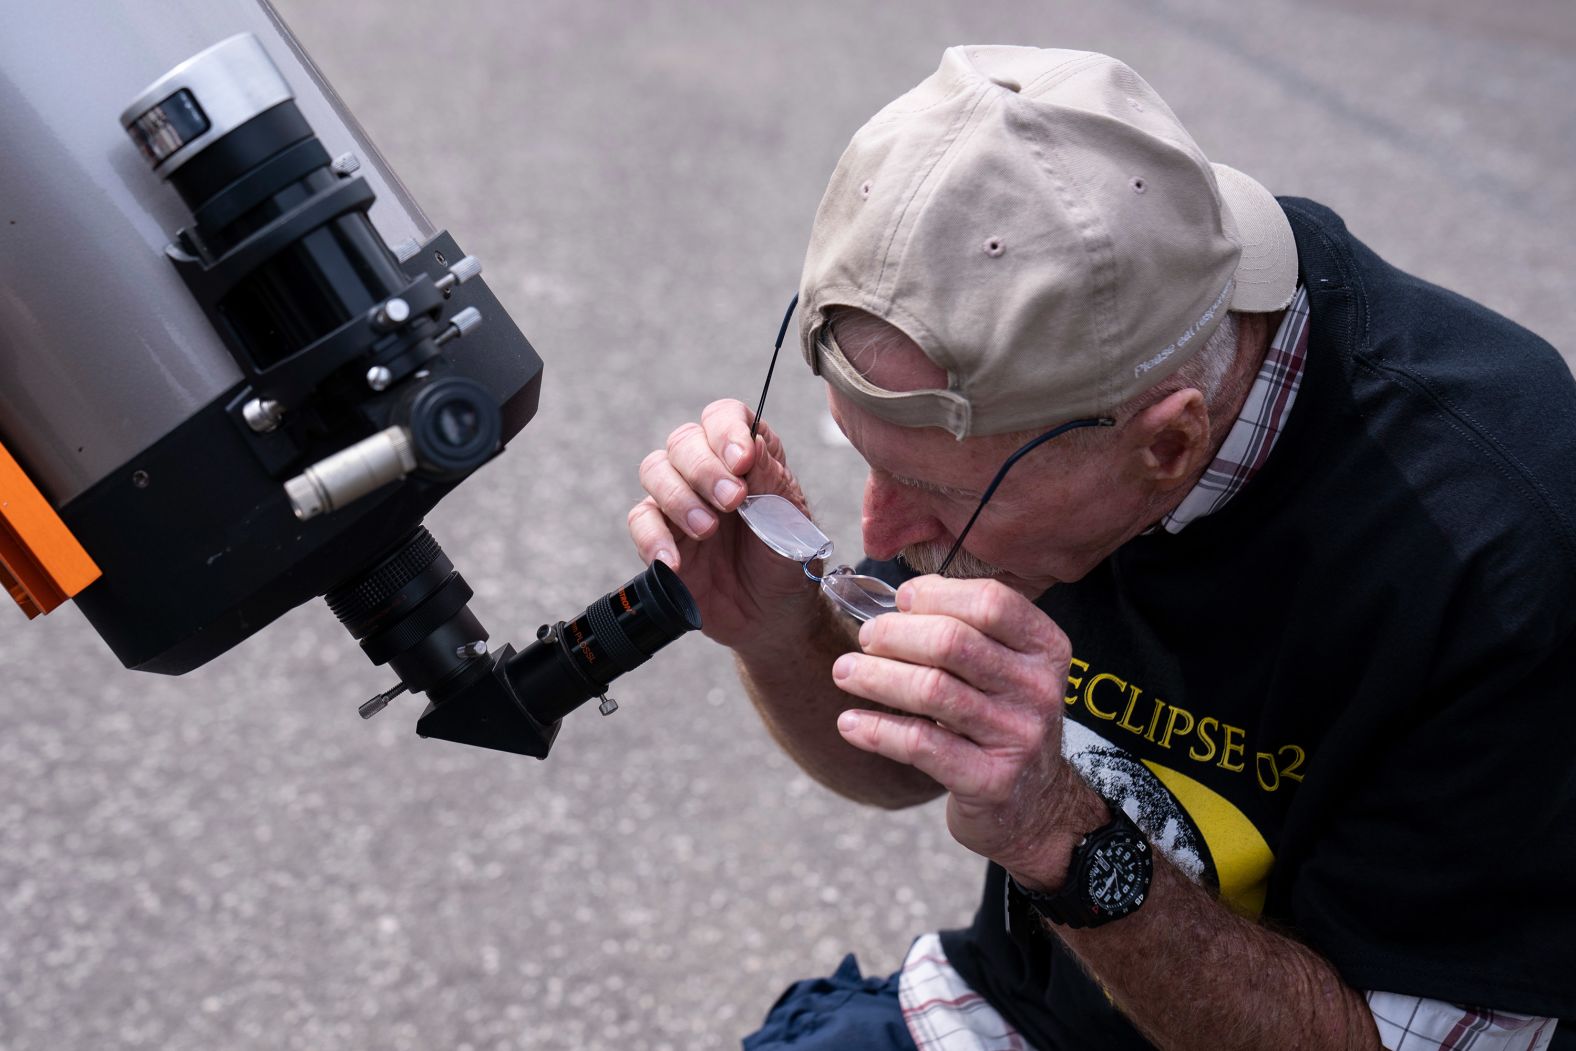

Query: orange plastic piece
[[0, 441, 101, 618]]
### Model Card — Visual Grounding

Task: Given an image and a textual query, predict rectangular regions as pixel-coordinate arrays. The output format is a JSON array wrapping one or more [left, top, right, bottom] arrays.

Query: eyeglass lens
[[737, 494, 897, 622]]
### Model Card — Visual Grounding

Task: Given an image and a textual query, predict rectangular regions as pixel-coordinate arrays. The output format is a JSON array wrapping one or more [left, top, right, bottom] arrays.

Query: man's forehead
[[832, 310, 949, 393], [827, 384, 1004, 490], [825, 308, 1033, 481]]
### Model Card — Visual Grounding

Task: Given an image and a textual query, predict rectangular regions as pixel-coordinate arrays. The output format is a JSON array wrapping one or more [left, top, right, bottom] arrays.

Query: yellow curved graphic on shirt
[[1143, 760, 1274, 919]]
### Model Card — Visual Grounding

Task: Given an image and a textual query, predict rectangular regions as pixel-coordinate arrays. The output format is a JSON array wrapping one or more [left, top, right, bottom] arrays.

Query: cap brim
[[1214, 163, 1298, 312]]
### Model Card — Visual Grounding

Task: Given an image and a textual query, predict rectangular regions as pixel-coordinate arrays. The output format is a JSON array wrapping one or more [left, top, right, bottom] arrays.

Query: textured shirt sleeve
[[1365, 991, 1557, 1051]]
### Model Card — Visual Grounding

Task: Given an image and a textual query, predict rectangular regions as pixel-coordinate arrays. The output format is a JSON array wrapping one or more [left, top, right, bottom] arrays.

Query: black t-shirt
[[869, 200, 1576, 1049]]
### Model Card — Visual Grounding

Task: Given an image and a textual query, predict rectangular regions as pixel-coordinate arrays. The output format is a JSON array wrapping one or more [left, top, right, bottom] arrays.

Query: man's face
[[826, 388, 1157, 596]]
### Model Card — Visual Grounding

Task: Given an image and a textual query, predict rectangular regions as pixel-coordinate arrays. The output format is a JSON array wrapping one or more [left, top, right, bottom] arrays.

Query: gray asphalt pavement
[[3, 1, 1573, 1048]]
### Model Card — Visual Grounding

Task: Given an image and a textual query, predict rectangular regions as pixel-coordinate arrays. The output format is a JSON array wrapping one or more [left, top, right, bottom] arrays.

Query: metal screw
[[598, 694, 619, 716], [360, 682, 408, 719], [131, 470, 150, 489], [331, 152, 361, 176], [372, 297, 411, 332], [455, 640, 489, 660], [434, 250, 447, 266], [392, 237, 421, 263], [242, 398, 284, 433], [366, 365, 394, 391]]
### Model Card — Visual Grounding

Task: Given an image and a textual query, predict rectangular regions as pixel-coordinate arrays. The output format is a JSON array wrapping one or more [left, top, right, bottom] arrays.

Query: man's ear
[[1130, 389, 1210, 489]]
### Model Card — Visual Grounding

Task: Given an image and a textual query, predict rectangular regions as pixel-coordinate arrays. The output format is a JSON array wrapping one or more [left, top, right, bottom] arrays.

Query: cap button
[[988, 75, 1022, 93]]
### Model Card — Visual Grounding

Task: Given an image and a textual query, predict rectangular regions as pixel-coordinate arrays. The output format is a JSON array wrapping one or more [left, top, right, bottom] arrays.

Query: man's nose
[[860, 472, 941, 560]]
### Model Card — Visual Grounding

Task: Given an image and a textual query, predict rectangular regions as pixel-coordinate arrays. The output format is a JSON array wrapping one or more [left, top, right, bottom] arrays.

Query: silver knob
[[372, 296, 411, 332], [452, 306, 482, 336], [365, 365, 394, 391], [455, 640, 489, 660], [331, 151, 361, 176], [435, 306, 483, 347], [392, 238, 422, 263], [448, 255, 482, 285], [434, 255, 483, 296], [242, 397, 284, 433], [598, 694, 619, 716]]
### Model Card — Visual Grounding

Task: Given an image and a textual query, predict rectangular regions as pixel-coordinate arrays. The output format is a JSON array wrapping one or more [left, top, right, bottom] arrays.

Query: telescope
[[0, 3, 698, 757]]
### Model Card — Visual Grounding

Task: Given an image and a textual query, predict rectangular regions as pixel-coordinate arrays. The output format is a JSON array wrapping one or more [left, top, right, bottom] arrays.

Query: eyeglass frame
[[735, 492, 901, 622], [749, 293, 1114, 581]]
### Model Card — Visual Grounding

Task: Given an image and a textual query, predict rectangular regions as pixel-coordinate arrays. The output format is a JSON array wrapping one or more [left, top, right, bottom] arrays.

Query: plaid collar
[[1159, 287, 1311, 534]]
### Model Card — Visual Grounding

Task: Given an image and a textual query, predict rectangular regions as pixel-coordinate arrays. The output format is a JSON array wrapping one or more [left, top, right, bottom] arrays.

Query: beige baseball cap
[[799, 46, 1297, 438]]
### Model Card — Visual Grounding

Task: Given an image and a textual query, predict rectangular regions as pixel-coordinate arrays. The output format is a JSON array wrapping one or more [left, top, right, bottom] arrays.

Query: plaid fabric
[[898, 942, 1562, 1049], [1366, 991, 1558, 1050], [1160, 286, 1311, 533], [899, 934, 1029, 1051]]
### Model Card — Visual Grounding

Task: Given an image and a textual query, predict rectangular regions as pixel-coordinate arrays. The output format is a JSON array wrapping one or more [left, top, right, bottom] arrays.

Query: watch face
[[1081, 832, 1152, 919]]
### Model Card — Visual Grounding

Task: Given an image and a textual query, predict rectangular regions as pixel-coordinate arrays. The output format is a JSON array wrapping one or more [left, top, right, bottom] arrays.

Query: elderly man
[[629, 47, 1576, 1050]]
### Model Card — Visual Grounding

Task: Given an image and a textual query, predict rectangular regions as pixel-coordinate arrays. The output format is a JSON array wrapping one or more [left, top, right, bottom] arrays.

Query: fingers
[[699, 399, 760, 475], [637, 399, 799, 545], [857, 613, 1017, 695], [660, 403, 753, 517], [639, 444, 721, 540], [832, 577, 1069, 752], [897, 576, 1069, 660], [833, 649, 1037, 749], [837, 708, 996, 798], [668, 421, 745, 512], [627, 497, 681, 569]]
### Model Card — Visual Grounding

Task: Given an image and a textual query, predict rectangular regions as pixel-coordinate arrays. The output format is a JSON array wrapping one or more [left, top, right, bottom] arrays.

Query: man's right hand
[[628, 399, 823, 655]]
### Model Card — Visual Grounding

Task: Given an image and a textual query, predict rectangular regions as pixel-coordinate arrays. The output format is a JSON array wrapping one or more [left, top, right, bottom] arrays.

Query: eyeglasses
[[740, 294, 1113, 614], [737, 492, 899, 621]]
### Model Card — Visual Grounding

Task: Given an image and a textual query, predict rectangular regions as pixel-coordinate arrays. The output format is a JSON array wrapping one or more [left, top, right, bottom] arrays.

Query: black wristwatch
[[1010, 803, 1152, 929]]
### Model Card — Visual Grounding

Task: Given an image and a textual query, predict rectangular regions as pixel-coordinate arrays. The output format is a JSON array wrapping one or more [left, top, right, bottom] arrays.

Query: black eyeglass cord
[[750, 292, 799, 442], [936, 416, 1116, 577]]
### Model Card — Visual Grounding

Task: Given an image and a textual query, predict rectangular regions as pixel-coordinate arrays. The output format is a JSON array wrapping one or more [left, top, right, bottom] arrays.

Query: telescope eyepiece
[[502, 561, 701, 726]]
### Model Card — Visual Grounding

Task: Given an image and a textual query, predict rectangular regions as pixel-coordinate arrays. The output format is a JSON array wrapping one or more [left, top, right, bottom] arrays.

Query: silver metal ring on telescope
[[119, 33, 293, 177]]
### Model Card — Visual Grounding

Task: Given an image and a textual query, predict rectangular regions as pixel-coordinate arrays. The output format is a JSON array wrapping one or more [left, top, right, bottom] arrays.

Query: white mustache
[[900, 542, 1003, 580]]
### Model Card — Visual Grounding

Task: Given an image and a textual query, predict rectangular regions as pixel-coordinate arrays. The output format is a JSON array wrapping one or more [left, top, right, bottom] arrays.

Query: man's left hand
[[832, 575, 1092, 887]]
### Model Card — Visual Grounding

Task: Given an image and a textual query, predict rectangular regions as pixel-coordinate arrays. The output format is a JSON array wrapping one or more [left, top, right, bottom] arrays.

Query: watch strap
[[1011, 803, 1150, 930]]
